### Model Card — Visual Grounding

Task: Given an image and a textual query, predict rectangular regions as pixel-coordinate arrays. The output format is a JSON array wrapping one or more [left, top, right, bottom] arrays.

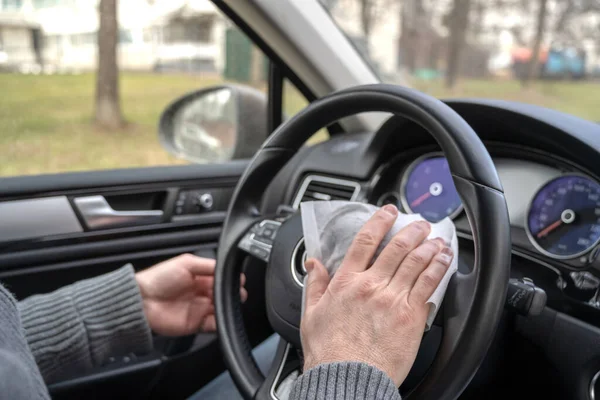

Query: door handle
[[73, 195, 164, 230]]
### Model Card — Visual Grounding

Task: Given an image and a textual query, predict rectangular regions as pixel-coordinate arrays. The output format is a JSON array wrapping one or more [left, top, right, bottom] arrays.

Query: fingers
[[368, 221, 431, 281], [409, 247, 453, 305], [338, 205, 398, 274], [304, 258, 330, 311], [182, 254, 216, 276], [387, 238, 444, 292], [195, 273, 246, 300], [202, 315, 216, 332], [195, 275, 214, 295]]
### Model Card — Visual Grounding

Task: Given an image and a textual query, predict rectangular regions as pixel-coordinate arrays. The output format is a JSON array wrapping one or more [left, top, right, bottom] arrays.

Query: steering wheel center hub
[[265, 213, 306, 347], [291, 238, 307, 287]]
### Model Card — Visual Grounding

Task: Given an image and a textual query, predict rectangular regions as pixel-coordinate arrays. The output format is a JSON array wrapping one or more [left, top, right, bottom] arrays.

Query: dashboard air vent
[[292, 175, 361, 209]]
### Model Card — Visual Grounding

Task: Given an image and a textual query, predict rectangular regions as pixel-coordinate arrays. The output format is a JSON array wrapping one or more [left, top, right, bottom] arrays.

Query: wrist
[[135, 271, 151, 300], [134, 273, 153, 325], [303, 353, 399, 386]]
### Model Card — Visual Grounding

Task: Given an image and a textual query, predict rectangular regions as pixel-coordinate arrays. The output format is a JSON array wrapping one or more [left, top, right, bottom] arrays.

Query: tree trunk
[[522, 0, 548, 87], [445, 0, 471, 89], [95, 0, 124, 130], [360, 0, 374, 37]]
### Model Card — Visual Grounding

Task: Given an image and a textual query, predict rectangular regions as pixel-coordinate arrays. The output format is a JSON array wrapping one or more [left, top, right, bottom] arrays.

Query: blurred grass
[[0, 72, 327, 177], [0, 73, 597, 177], [412, 78, 600, 121], [0, 73, 224, 177]]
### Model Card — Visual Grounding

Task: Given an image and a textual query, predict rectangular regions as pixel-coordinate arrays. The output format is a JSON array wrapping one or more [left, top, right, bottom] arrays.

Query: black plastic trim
[[211, 0, 315, 104], [48, 357, 162, 394], [0, 228, 220, 272], [0, 161, 247, 200], [0, 243, 208, 280], [268, 61, 283, 133]]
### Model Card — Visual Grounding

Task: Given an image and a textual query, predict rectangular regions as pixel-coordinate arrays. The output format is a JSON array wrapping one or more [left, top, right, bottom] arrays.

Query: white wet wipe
[[300, 201, 458, 330]]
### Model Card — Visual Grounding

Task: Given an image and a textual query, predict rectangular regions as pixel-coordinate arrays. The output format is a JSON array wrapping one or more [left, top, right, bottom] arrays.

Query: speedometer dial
[[400, 154, 463, 222], [526, 175, 600, 259]]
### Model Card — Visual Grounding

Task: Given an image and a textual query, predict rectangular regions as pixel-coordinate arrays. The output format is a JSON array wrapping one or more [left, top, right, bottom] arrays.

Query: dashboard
[[269, 98, 600, 285], [262, 97, 600, 399]]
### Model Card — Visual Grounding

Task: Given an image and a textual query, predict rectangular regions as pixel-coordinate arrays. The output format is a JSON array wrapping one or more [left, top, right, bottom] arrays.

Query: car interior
[[1, 1, 600, 400]]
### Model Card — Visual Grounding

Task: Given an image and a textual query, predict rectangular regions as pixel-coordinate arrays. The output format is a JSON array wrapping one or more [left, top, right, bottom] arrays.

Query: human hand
[[300, 204, 453, 386], [136, 254, 248, 336]]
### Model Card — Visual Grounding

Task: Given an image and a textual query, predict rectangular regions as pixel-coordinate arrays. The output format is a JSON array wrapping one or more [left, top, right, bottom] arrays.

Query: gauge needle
[[411, 192, 431, 208], [536, 209, 576, 239], [536, 220, 562, 239]]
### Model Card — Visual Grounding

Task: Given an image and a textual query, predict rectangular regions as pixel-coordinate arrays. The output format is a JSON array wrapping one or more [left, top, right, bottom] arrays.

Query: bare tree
[[95, 0, 125, 130], [553, 0, 600, 44], [359, 0, 376, 37], [320, 0, 339, 10], [445, 0, 472, 89], [522, 0, 548, 87], [354, 0, 389, 37], [400, 0, 432, 72]]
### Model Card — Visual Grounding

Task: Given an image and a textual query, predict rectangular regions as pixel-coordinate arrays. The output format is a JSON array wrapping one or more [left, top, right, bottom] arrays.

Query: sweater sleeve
[[0, 284, 49, 400], [290, 362, 401, 400], [18, 264, 153, 384]]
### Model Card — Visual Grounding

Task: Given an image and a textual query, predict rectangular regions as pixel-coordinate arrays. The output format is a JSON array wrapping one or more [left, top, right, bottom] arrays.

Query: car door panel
[[0, 161, 273, 399]]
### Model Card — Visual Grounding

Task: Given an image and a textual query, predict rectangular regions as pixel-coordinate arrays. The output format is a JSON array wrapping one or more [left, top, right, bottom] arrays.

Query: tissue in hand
[[300, 201, 458, 329]]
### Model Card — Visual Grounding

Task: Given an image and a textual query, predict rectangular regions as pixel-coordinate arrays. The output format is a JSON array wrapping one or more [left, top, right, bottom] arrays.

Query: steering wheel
[[215, 84, 511, 400]]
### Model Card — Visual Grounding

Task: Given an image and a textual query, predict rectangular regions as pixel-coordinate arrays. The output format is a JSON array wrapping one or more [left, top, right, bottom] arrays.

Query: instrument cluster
[[375, 152, 600, 263]]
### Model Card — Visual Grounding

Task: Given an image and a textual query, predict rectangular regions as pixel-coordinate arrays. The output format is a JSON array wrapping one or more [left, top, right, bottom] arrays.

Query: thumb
[[304, 258, 330, 311]]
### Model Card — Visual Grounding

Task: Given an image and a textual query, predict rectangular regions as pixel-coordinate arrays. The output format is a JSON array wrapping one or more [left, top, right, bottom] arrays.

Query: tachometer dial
[[400, 154, 463, 222], [526, 175, 600, 259]]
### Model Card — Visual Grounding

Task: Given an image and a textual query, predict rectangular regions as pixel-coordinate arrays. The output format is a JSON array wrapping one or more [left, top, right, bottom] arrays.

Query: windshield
[[320, 0, 599, 121]]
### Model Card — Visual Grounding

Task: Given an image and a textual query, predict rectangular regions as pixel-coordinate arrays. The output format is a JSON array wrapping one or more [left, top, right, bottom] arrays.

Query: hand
[[300, 205, 453, 386], [136, 254, 248, 336]]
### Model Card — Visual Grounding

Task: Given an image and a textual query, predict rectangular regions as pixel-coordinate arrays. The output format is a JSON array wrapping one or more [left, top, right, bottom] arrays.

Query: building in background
[[0, 0, 227, 73], [0, 0, 41, 72]]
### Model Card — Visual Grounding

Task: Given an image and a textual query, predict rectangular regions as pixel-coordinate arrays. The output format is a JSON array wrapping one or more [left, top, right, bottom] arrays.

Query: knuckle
[[397, 308, 415, 326], [356, 278, 378, 298], [375, 209, 393, 221], [420, 271, 441, 288], [375, 291, 396, 308], [331, 271, 351, 288], [305, 275, 322, 293], [389, 236, 411, 253], [354, 231, 378, 248], [406, 251, 427, 266], [179, 253, 194, 262], [410, 221, 430, 234]]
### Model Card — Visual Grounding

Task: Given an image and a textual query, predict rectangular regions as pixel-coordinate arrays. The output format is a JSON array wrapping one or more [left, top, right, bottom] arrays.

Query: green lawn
[[412, 78, 600, 121], [0, 73, 597, 177]]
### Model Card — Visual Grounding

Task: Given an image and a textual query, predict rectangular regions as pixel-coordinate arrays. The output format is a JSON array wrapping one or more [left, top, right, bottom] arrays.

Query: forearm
[[0, 285, 50, 399], [18, 264, 153, 384], [290, 362, 401, 400]]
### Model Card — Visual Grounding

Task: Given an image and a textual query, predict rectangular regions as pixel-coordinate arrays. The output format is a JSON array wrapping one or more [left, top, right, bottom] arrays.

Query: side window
[[0, 2, 319, 177], [283, 79, 329, 145]]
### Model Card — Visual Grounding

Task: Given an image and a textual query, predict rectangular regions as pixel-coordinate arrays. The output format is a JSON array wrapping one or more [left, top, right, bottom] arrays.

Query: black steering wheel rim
[[215, 84, 511, 400]]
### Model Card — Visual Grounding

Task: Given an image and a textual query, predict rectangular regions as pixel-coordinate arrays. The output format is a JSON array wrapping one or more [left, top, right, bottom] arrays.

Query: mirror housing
[[159, 84, 268, 163]]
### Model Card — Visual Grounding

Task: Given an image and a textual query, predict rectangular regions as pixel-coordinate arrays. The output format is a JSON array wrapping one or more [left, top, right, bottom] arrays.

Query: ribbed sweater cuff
[[290, 362, 401, 400], [18, 264, 153, 384], [0, 285, 50, 399]]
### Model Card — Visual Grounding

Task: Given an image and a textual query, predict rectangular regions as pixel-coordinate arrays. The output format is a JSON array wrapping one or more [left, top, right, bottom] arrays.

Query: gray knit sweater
[[0, 264, 400, 399]]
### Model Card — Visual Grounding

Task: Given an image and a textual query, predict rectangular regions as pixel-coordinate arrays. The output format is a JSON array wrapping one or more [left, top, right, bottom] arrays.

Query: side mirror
[[159, 84, 268, 163]]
